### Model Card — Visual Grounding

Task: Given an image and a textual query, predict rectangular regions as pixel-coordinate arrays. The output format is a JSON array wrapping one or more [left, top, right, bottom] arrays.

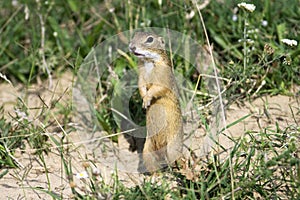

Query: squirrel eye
[[145, 36, 154, 43]]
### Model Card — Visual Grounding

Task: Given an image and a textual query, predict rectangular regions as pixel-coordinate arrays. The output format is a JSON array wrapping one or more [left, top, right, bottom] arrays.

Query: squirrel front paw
[[142, 95, 152, 109]]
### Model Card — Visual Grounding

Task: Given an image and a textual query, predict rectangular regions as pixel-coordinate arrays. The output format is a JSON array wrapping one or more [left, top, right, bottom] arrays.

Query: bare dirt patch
[[0, 72, 299, 199]]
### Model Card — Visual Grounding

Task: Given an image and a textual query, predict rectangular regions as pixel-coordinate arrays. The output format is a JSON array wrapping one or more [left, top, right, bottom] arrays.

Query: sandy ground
[[0, 72, 299, 199]]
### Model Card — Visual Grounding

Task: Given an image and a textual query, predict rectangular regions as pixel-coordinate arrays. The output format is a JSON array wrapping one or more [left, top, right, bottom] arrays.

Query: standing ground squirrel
[[129, 32, 183, 172]]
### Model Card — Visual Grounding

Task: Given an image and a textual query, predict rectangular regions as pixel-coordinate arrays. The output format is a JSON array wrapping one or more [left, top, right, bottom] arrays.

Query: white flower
[[232, 14, 238, 22], [12, 0, 18, 7], [109, 7, 115, 13], [281, 39, 298, 46], [53, 32, 58, 37], [238, 2, 256, 12], [261, 20, 268, 27], [75, 171, 89, 179]]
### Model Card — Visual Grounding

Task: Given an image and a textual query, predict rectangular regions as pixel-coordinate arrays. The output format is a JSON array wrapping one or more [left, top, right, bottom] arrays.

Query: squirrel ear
[[159, 37, 165, 47]]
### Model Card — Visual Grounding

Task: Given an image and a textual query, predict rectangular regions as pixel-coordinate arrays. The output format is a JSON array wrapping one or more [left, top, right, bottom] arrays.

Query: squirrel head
[[129, 32, 166, 61]]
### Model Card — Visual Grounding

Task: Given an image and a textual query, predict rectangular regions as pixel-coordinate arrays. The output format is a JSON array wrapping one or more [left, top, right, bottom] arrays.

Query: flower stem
[[243, 17, 248, 76]]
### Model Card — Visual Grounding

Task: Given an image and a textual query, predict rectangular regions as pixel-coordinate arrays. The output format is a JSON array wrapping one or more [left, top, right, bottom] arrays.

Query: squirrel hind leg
[[142, 139, 169, 172], [142, 140, 159, 172], [166, 135, 183, 164]]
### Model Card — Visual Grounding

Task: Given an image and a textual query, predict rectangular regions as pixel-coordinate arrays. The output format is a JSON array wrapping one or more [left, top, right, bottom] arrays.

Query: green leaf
[[221, 114, 252, 132], [276, 23, 286, 43], [0, 169, 8, 179], [67, 0, 79, 13]]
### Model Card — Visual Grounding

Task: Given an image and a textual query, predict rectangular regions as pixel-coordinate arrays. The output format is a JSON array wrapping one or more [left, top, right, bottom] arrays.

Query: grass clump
[[206, 0, 300, 99], [0, 103, 50, 168], [0, 107, 23, 168], [128, 125, 300, 199]]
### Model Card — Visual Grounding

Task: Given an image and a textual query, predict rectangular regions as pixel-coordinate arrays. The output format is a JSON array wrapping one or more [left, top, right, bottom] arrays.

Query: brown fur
[[129, 32, 183, 172]]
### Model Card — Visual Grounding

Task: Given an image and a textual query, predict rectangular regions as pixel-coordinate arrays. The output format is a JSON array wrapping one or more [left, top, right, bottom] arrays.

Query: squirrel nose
[[129, 44, 136, 52]]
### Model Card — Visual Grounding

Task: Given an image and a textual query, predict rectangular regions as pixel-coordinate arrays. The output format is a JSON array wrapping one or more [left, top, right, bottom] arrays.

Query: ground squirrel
[[129, 32, 183, 172]]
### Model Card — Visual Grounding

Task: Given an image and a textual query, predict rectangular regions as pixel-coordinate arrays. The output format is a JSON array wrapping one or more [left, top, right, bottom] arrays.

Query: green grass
[[0, 0, 300, 199]]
